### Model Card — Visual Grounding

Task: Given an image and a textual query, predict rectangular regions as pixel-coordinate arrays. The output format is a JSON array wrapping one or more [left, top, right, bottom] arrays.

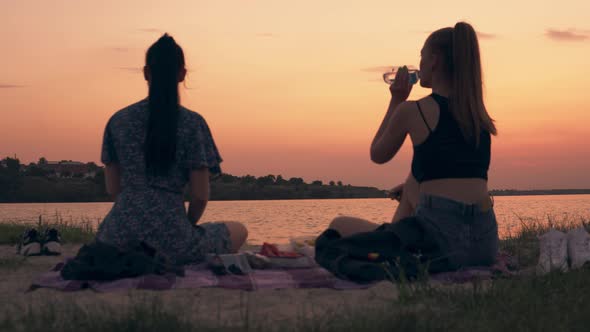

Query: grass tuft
[[0, 214, 95, 245], [1, 298, 198, 332], [1, 215, 590, 331], [500, 214, 590, 268]]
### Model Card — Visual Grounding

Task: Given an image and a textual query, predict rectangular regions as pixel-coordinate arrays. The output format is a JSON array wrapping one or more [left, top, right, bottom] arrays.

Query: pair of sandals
[[16, 228, 62, 256]]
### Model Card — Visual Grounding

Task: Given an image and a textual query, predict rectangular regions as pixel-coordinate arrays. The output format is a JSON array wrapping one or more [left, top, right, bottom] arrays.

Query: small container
[[383, 66, 420, 85]]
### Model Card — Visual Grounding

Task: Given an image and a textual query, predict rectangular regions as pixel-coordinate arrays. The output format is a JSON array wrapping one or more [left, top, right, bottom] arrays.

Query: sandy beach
[[0, 244, 406, 327], [2, 226, 590, 331]]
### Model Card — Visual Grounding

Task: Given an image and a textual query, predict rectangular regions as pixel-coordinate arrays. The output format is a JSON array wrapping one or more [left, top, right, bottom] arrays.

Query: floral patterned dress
[[96, 99, 231, 264]]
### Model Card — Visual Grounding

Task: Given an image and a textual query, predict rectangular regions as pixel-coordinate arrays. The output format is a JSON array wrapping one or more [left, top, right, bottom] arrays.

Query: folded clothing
[[314, 218, 451, 283], [60, 240, 184, 281]]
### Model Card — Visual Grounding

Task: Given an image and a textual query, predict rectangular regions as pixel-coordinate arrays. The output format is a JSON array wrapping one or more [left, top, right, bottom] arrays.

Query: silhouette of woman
[[97, 34, 247, 264]]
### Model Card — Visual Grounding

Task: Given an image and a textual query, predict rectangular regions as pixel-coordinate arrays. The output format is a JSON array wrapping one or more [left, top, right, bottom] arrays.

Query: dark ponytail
[[144, 34, 185, 175]]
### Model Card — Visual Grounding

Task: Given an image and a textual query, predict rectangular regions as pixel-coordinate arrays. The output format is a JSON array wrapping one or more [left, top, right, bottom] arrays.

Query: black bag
[[60, 241, 184, 281], [314, 217, 448, 283]]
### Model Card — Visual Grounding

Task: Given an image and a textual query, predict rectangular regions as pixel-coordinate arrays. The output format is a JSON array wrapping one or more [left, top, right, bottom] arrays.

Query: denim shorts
[[388, 194, 499, 271], [417, 194, 498, 269]]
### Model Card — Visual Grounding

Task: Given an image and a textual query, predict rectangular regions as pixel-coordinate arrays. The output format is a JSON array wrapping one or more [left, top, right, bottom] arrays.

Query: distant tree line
[[0, 157, 385, 203], [209, 174, 380, 200], [3, 156, 588, 203], [0, 157, 108, 203]]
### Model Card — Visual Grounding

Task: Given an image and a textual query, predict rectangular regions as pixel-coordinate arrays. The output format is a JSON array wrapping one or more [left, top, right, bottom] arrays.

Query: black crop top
[[411, 93, 491, 183]]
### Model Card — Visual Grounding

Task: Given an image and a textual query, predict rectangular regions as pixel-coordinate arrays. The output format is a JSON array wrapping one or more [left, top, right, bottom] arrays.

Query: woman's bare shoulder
[[411, 95, 433, 104]]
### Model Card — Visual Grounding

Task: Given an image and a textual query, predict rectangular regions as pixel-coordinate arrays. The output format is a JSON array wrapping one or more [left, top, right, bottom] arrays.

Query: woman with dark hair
[[97, 34, 247, 264], [326, 22, 498, 272]]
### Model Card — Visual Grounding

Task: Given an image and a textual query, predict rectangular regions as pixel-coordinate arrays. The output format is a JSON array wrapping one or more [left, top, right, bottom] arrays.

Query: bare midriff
[[404, 175, 489, 209]]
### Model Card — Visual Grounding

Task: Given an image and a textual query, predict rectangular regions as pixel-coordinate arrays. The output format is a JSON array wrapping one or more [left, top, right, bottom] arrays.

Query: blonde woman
[[328, 22, 498, 271]]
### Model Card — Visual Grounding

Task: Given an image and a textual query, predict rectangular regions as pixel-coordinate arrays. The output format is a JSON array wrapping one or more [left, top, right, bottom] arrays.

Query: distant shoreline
[[489, 189, 590, 197], [1, 159, 589, 203], [1, 190, 589, 204]]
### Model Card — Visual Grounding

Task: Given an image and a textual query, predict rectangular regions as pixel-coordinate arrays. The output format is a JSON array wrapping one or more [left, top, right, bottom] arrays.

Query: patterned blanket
[[29, 255, 513, 293]]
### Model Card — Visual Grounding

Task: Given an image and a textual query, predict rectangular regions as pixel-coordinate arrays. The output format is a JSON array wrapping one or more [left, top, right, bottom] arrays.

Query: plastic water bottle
[[383, 66, 420, 85]]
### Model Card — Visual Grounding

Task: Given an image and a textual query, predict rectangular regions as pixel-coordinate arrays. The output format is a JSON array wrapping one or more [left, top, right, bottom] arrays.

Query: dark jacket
[[314, 218, 450, 283], [61, 240, 184, 281]]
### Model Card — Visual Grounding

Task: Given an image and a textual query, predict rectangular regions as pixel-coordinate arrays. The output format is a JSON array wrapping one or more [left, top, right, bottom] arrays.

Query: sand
[[0, 245, 404, 326]]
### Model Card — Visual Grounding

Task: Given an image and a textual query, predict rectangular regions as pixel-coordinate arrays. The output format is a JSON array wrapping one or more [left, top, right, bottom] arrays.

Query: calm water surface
[[1, 195, 589, 244]]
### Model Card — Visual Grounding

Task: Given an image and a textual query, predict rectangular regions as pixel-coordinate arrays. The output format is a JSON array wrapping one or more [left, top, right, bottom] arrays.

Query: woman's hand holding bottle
[[389, 65, 413, 101]]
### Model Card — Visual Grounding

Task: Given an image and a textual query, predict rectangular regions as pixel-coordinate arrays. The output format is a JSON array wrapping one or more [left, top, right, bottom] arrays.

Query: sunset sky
[[1, 0, 589, 189]]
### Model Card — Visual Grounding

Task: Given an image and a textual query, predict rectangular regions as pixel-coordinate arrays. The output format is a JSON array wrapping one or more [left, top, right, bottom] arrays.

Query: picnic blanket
[[29, 253, 514, 293]]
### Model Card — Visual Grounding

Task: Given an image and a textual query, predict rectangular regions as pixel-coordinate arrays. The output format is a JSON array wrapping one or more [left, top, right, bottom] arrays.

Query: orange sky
[[1, 0, 589, 189]]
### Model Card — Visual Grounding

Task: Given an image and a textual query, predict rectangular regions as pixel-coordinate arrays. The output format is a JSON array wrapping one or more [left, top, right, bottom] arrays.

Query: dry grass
[[1, 215, 590, 331]]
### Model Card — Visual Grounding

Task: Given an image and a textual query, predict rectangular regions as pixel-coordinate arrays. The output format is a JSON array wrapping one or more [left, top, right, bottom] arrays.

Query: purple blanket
[[29, 257, 510, 293]]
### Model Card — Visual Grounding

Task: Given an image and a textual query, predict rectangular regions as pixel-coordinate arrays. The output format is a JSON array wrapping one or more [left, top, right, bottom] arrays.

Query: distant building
[[40, 161, 99, 178], [0, 158, 25, 171]]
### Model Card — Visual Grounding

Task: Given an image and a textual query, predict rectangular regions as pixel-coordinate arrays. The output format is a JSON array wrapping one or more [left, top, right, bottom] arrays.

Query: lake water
[[1, 195, 589, 244]]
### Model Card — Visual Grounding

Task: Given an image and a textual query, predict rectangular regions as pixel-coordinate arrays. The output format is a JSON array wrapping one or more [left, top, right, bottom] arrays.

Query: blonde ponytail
[[428, 22, 497, 146]]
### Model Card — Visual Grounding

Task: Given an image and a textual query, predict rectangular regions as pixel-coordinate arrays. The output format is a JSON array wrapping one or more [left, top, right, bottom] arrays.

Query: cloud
[[110, 47, 130, 52], [476, 31, 497, 40], [361, 65, 418, 73], [138, 28, 163, 33], [0, 84, 26, 89], [362, 66, 394, 73], [545, 28, 590, 42], [256, 33, 276, 38], [117, 67, 142, 73]]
